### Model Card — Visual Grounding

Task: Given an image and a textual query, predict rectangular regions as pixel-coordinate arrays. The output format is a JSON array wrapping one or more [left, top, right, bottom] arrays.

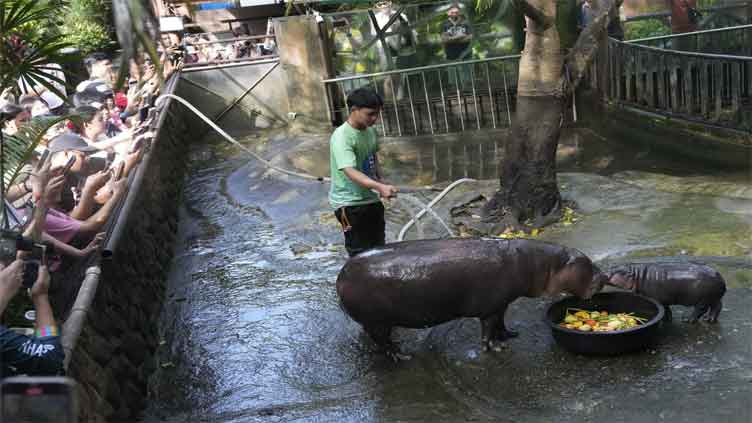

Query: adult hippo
[[336, 238, 604, 360], [604, 262, 726, 323]]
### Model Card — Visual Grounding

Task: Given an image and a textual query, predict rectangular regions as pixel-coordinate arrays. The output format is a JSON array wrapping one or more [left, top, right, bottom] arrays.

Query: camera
[[1, 376, 77, 423]]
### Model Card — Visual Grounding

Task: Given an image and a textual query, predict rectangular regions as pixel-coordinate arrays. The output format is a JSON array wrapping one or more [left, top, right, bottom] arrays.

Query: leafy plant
[[0, 0, 74, 99], [60, 16, 111, 55]]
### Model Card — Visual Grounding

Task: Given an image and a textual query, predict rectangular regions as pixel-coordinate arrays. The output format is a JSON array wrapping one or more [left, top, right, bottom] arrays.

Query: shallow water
[[144, 128, 751, 422]]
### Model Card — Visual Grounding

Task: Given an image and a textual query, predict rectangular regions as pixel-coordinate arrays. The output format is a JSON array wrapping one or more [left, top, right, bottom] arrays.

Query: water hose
[[155, 93, 475, 239], [397, 178, 476, 241]]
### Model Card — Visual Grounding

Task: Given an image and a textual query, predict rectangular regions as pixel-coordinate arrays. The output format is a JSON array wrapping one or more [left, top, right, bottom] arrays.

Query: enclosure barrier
[[605, 25, 752, 129], [323, 55, 521, 137]]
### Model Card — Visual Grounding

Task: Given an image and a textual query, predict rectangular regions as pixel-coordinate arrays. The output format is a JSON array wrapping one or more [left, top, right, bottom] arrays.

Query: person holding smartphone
[[0, 183, 64, 377]]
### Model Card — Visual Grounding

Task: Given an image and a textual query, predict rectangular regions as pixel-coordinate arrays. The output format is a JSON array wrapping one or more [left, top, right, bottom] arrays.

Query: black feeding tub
[[544, 292, 665, 355]]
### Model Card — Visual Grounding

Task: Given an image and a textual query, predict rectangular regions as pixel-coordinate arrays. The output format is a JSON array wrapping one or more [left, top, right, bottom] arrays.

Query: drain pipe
[[61, 265, 101, 370]]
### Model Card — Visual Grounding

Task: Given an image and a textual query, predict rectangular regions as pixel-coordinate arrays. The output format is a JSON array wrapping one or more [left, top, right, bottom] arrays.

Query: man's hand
[[41, 174, 66, 207], [83, 170, 110, 194], [80, 232, 105, 257], [376, 183, 398, 199], [0, 260, 25, 293]]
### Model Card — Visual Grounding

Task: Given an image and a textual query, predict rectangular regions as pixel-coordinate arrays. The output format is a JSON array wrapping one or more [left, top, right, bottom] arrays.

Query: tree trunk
[[482, 0, 619, 232], [483, 0, 563, 231]]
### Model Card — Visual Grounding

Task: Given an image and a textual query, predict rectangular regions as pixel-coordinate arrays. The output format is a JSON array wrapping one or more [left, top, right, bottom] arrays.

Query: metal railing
[[606, 36, 752, 129], [182, 35, 277, 68], [323, 55, 521, 137], [628, 23, 752, 56], [624, 3, 751, 26]]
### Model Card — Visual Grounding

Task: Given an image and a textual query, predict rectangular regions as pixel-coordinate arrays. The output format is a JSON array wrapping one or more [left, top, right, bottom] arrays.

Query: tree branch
[[559, 0, 620, 94], [512, 0, 553, 29]]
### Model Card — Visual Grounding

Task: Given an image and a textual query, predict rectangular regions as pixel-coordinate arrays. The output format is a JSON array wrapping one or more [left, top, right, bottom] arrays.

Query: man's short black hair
[[346, 88, 384, 111]]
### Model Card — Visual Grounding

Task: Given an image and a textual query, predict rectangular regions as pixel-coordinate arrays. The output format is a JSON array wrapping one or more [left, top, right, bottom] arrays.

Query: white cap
[[40, 90, 64, 111]]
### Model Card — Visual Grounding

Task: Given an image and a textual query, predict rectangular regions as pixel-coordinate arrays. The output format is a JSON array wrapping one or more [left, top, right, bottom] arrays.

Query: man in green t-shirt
[[330, 88, 398, 257]]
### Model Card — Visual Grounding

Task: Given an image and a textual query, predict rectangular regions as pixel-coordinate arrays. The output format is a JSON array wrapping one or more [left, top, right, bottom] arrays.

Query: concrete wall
[[274, 16, 333, 127], [63, 78, 196, 422], [180, 60, 289, 132]]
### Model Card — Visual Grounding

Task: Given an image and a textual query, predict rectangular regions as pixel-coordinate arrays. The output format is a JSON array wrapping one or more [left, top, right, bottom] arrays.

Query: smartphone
[[22, 244, 45, 289], [86, 156, 107, 174], [22, 260, 39, 289], [62, 155, 77, 175], [38, 149, 50, 169], [113, 161, 125, 181], [1, 376, 77, 423]]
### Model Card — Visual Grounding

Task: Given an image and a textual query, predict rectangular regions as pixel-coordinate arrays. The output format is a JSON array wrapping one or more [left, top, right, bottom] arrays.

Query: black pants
[[334, 202, 385, 257]]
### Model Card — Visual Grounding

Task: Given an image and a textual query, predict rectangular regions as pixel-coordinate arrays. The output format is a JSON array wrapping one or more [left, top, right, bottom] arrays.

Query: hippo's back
[[637, 262, 726, 305]]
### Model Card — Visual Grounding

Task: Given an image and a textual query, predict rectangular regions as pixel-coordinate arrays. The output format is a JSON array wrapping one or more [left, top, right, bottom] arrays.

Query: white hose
[[398, 194, 454, 240], [156, 93, 477, 240], [397, 178, 476, 241]]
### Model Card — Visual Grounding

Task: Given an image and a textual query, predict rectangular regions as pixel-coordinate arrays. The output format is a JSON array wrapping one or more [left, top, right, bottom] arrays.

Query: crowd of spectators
[[0, 47, 181, 378], [179, 25, 277, 65]]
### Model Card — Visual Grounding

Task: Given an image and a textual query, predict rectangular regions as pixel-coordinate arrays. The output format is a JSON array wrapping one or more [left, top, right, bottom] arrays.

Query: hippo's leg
[[662, 305, 673, 322], [364, 324, 411, 362], [496, 311, 519, 340], [684, 304, 710, 323], [481, 315, 501, 352], [705, 300, 722, 323], [481, 308, 517, 352]]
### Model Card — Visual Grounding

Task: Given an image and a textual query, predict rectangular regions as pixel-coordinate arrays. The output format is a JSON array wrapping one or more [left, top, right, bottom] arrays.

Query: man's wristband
[[35, 325, 59, 337]]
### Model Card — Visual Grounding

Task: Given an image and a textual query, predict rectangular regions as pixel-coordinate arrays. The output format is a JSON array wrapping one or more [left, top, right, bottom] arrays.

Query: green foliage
[[0, 0, 75, 98], [58, 0, 113, 55], [624, 18, 670, 41], [60, 16, 112, 55]]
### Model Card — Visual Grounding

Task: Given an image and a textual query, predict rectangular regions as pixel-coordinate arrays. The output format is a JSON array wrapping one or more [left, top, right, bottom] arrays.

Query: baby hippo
[[604, 262, 726, 323]]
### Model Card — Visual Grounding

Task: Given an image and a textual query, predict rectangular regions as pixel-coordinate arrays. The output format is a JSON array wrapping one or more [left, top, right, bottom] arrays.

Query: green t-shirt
[[329, 122, 380, 209]]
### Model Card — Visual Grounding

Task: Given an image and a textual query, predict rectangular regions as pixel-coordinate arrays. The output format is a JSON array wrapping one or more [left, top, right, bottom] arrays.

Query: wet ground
[[144, 127, 751, 422]]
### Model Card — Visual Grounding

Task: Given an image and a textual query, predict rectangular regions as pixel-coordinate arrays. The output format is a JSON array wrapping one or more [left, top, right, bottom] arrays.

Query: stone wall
[[61, 77, 200, 422]]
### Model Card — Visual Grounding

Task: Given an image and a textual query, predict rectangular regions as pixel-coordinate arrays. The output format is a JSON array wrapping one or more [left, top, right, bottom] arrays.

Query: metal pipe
[[182, 57, 279, 73], [421, 72, 434, 134], [62, 266, 101, 370], [485, 62, 497, 129], [372, 77, 387, 135], [470, 64, 481, 130], [389, 77, 402, 136], [214, 61, 279, 123], [183, 55, 279, 69], [455, 65, 465, 131], [501, 62, 513, 126], [322, 54, 522, 83], [627, 24, 752, 45], [438, 69, 449, 132], [406, 74, 418, 135], [187, 34, 276, 47]]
